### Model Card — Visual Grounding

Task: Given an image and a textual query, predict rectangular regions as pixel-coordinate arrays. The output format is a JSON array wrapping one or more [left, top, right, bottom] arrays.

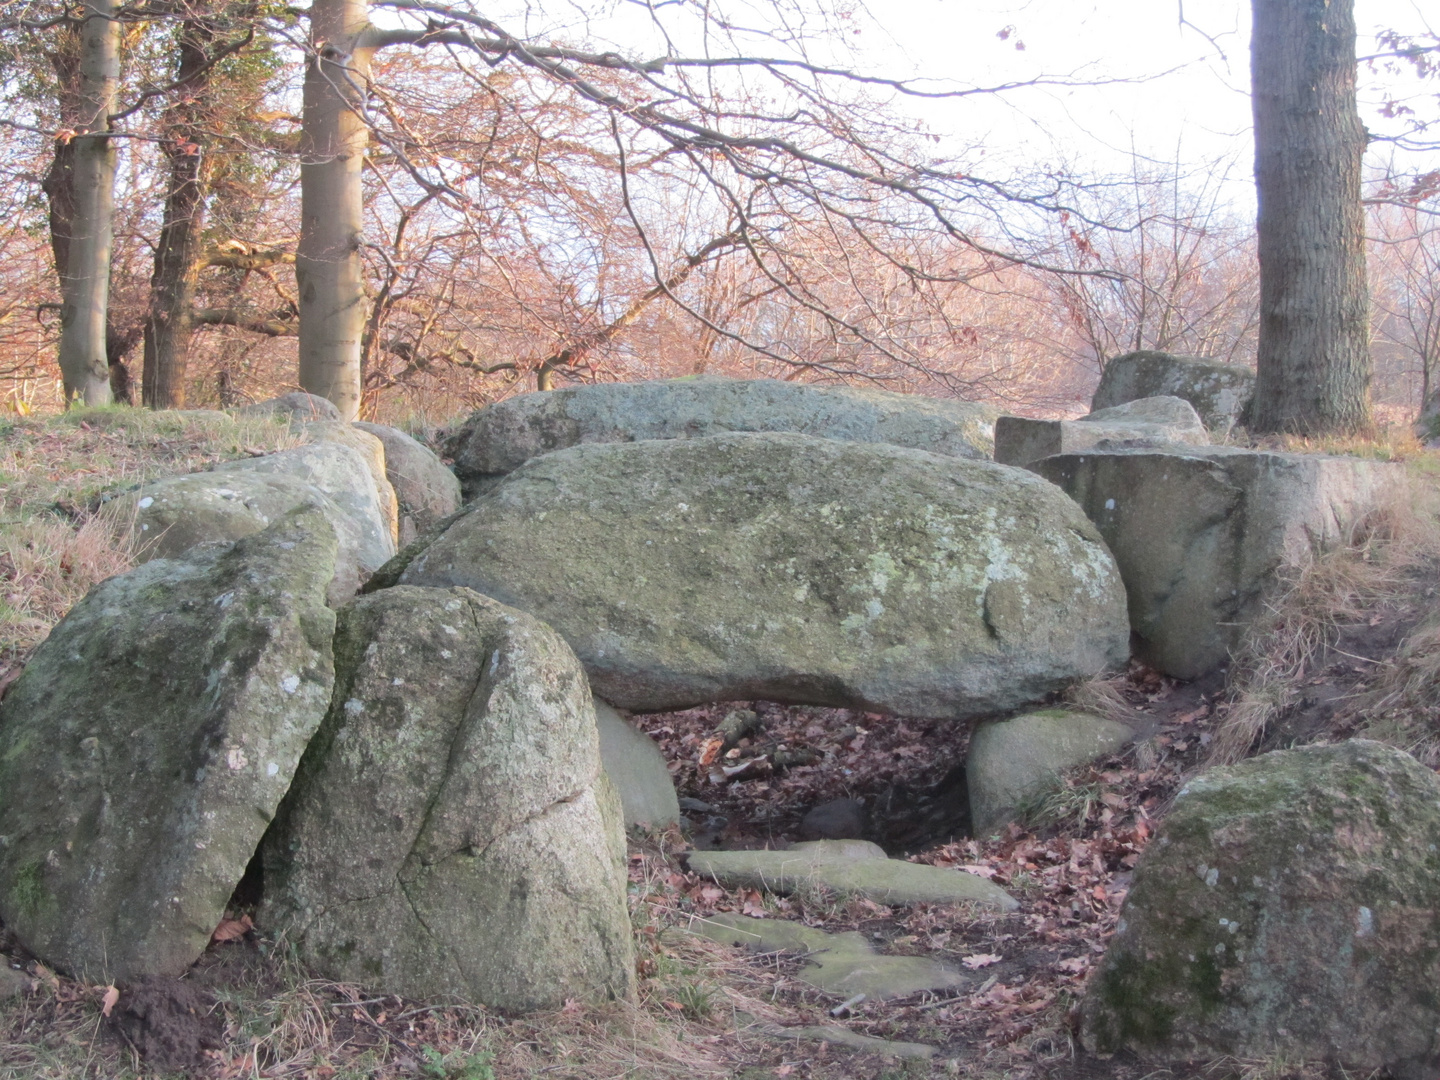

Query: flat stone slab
[[687, 842, 1018, 910], [443, 377, 1001, 496], [690, 912, 972, 1000], [995, 396, 1209, 467], [753, 1023, 938, 1059], [1032, 445, 1408, 678]]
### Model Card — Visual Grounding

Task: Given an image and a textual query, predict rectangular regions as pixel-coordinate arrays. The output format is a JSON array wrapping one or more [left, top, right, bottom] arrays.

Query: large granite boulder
[[261, 586, 634, 1010], [1091, 351, 1255, 432], [1032, 446, 1407, 678], [995, 396, 1209, 467], [0, 509, 339, 981], [967, 709, 1135, 835], [594, 700, 680, 830], [236, 392, 341, 422], [394, 433, 1130, 718], [104, 471, 379, 604], [354, 422, 462, 544], [1082, 741, 1440, 1078], [294, 421, 400, 547], [212, 442, 396, 569], [443, 377, 1000, 495]]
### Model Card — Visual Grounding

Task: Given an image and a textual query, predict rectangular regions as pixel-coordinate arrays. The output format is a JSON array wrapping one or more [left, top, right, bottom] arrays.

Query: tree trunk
[[55, 0, 119, 407], [1250, 0, 1371, 435], [142, 22, 217, 410], [296, 0, 372, 422]]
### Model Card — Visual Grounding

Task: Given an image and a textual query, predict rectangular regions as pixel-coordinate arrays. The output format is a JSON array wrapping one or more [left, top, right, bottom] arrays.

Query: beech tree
[[1250, 0, 1372, 435], [285, 0, 1100, 419]]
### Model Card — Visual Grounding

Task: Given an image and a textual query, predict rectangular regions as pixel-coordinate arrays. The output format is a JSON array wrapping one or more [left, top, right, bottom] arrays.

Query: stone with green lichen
[[687, 844, 1018, 909], [0, 508, 338, 981], [103, 471, 378, 604], [690, 912, 972, 1000], [967, 709, 1135, 835], [594, 699, 680, 829], [396, 432, 1130, 718], [1081, 740, 1440, 1078], [442, 376, 1001, 496], [354, 421, 461, 544], [260, 586, 634, 1010], [1091, 351, 1255, 432]]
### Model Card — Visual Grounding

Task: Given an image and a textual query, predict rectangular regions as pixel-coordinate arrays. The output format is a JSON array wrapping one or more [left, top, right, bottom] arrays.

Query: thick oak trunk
[[296, 0, 372, 421], [1250, 0, 1371, 435], [55, 0, 119, 407], [142, 25, 217, 410]]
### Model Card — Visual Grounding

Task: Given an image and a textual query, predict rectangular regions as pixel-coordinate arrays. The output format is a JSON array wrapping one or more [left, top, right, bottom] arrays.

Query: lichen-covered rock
[[444, 377, 1000, 495], [103, 471, 377, 603], [1082, 741, 1440, 1077], [397, 433, 1129, 718], [236, 392, 341, 422], [966, 709, 1135, 835], [212, 442, 395, 570], [688, 843, 1018, 909], [994, 396, 1209, 467], [594, 700, 680, 830], [1091, 351, 1255, 432], [294, 422, 400, 547], [0, 509, 338, 981], [1032, 446, 1407, 678], [261, 586, 634, 1010], [354, 422, 461, 544]]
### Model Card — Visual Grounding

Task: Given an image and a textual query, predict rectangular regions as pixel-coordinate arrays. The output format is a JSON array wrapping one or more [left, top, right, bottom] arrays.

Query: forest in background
[[0, 0, 1435, 428]]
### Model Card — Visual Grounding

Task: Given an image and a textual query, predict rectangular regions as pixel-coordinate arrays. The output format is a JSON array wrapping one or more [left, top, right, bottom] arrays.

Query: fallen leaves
[[960, 953, 1002, 969], [209, 913, 254, 944], [100, 984, 120, 1017]]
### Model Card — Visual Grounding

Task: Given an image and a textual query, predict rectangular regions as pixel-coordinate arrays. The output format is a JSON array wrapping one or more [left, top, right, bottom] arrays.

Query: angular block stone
[[1032, 446, 1407, 678]]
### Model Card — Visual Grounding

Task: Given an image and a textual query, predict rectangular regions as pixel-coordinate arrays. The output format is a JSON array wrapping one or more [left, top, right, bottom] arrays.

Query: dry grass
[[0, 406, 302, 664], [1209, 466, 1440, 765]]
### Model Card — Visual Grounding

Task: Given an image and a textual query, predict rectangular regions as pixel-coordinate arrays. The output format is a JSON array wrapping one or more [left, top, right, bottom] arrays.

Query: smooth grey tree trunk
[[297, 0, 373, 421], [1250, 0, 1371, 435], [56, 0, 119, 407]]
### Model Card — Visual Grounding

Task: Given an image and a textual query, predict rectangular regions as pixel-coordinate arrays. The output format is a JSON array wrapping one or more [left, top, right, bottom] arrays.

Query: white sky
[[503, 0, 1437, 213], [843, 0, 1439, 210]]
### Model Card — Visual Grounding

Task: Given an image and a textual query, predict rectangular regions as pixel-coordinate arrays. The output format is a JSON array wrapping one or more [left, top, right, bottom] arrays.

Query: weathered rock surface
[[260, 586, 634, 1010], [236, 392, 341, 422], [994, 396, 1209, 466], [1091, 351, 1255, 432], [1032, 446, 1407, 678], [1082, 741, 1440, 1078], [213, 442, 396, 569], [0, 509, 339, 981], [0, 967, 32, 1001], [397, 433, 1130, 717], [688, 840, 1018, 909], [444, 377, 1000, 494], [691, 911, 973, 1000], [594, 699, 680, 829], [354, 422, 462, 543], [967, 709, 1135, 836], [104, 471, 376, 604], [800, 798, 870, 841], [295, 422, 400, 547]]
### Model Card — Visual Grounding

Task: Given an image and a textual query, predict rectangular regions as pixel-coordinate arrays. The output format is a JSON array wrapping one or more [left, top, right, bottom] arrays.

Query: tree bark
[[142, 21, 218, 410], [1250, 0, 1371, 435], [296, 0, 373, 421], [55, 0, 119, 407]]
